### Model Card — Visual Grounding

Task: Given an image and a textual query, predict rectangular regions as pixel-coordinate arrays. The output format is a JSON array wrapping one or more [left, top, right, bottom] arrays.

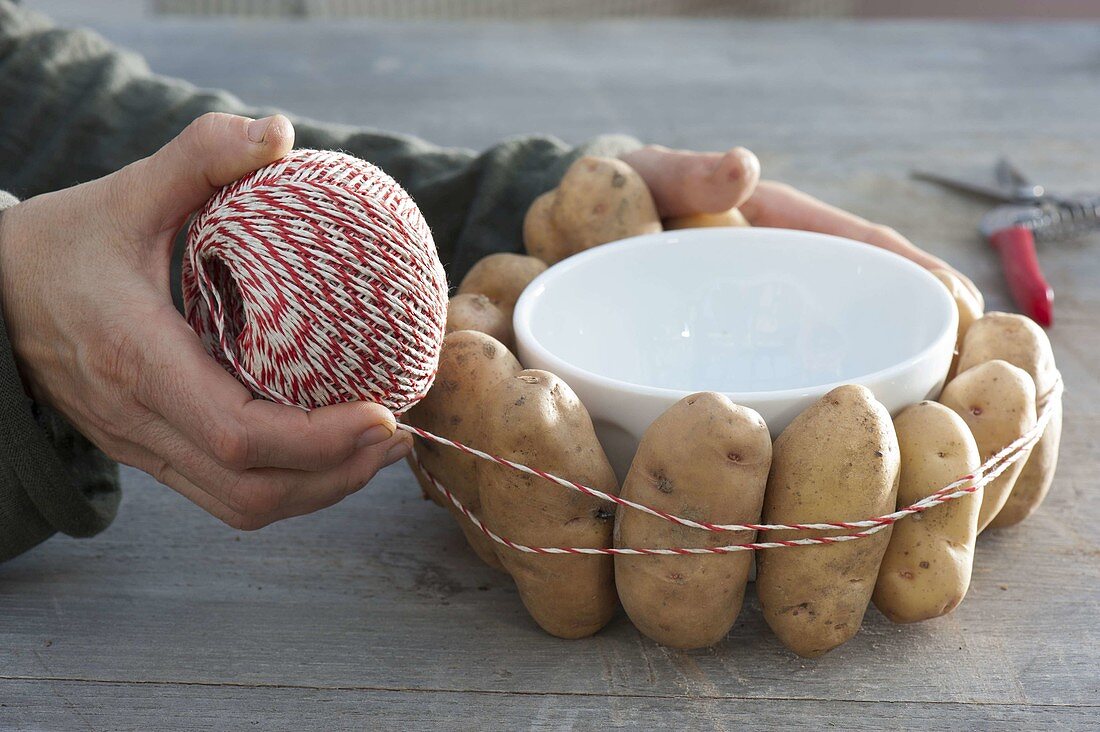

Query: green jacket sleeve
[[0, 1, 641, 562], [0, 0, 641, 281]]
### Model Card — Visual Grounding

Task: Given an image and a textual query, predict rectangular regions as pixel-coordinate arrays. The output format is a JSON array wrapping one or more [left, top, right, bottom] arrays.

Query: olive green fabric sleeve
[[0, 192, 120, 563], [0, 0, 642, 282]]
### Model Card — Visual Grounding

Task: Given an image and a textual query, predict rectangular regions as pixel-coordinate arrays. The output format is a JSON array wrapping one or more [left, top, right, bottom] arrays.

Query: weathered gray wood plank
[[2, 14, 1099, 730], [2, 679, 1096, 732]]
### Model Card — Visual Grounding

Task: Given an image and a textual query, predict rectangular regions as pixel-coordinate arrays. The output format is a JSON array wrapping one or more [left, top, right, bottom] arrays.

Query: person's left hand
[[621, 145, 980, 300]]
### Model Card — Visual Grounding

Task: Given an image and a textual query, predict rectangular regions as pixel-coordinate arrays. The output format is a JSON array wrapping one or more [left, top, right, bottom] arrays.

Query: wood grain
[[2, 680, 1096, 731], [2, 15, 1098, 730]]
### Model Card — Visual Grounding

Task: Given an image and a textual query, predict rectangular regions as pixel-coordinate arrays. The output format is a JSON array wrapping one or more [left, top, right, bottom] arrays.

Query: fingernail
[[357, 423, 395, 449], [247, 116, 274, 143], [383, 439, 412, 467]]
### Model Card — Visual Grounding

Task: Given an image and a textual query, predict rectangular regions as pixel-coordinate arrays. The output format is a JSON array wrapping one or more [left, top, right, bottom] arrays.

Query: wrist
[[0, 192, 23, 334], [0, 197, 40, 400]]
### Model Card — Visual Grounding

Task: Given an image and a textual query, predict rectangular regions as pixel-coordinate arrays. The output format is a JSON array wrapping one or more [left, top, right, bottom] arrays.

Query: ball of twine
[[182, 149, 448, 415]]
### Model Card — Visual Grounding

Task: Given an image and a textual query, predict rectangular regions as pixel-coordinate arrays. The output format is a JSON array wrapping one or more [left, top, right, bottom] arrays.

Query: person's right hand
[[0, 112, 413, 530], [621, 144, 982, 301]]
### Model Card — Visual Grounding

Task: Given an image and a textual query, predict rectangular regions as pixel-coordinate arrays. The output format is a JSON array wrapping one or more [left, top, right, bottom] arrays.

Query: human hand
[[621, 145, 981, 300], [0, 113, 412, 530]]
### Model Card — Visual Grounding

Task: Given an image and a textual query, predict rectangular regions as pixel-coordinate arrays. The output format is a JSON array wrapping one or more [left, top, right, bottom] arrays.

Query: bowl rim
[[512, 226, 959, 403]]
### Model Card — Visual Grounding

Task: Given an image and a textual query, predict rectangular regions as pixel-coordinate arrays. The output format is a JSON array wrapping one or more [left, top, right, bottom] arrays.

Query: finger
[[236, 430, 412, 518], [100, 432, 243, 522], [130, 412, 411, 523], [158, 447, 400, 531], [153, 462, 264, 530], [250, 431, 414, 522], [137, 312, 396, 472], [740, 181, 979, 289], [108, 112, 295, 238], [621, 145, 760, 218], [705, 146, 761, 211]]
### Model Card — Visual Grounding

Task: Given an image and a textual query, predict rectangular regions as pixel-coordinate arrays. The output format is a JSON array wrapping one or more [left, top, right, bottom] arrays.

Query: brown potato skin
[[476, 370, 619, 638], [755, 385, 900, 659], [405, 454, 443, 506], [456, 253, 548, 320], [932, 269, 983, 381], [445, 293, 511, 350], [523, 156, 661, 265], [615, 392, 771, 649], [664, 208, 750, 230], [992, 398, 1061, 528], [521, 191, 559, 264], [873, 401, 982, 624], [403, 331, 522, 570], [956, 312, 1061, 528], [939, 359, 1036, 532]]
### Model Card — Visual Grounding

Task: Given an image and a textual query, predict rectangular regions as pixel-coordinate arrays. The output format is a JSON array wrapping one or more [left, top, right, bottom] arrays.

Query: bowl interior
[[516, 228, 954, 397]]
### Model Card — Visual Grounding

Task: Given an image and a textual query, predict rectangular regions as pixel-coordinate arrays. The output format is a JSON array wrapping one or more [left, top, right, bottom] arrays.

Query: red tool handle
[[989, 225, 1053, 327]]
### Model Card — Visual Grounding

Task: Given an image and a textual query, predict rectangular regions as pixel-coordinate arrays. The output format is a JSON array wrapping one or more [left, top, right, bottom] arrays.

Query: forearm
[[0, 1, 640, 282]]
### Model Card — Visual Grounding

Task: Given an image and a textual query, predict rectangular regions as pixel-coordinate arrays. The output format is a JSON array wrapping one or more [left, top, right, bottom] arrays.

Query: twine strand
[[400, 376, 1061, 554]]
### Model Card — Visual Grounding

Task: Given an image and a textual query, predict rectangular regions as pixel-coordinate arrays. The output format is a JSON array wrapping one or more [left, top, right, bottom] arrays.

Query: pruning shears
[[913, 159, 1100, 327]]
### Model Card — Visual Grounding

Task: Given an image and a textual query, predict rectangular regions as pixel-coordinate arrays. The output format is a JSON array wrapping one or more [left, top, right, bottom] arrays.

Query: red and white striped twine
[[399, 376, 1062, 555], [183, 149, 448, 416]]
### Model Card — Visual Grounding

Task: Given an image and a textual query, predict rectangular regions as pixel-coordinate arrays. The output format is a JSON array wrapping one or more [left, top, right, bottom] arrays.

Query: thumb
[[112, 112, 295, 237]]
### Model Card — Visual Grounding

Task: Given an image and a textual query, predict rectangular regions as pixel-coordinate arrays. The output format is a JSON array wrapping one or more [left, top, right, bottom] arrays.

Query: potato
[[615, 392, 771, 649], [939, 359, 1036, 532], [756, 385, 900, 658], [955, 271, 986, 311], [664, 208, 750, 230], [523, 156, 661, 265], [403, 330, 522, 570], [476, 370, 619, 638], [445, 293, 511, 349], [993, 397, 1061, 528], [522, 192, 557, 262], [956, 312, 1061, 528], [457, 253, 548, 319], [932, 269, 983, 381], [405, 454, 443, 506], [873, 401, 982, 624]]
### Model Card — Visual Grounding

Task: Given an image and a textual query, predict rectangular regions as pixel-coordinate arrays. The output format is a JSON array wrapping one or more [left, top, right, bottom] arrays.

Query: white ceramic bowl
[[513, 227, 957, 479]]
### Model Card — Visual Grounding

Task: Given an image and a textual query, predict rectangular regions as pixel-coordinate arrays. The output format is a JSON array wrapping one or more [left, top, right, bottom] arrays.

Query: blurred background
[[20, 0, 1097, 301], [31, 0, 1100, 20]]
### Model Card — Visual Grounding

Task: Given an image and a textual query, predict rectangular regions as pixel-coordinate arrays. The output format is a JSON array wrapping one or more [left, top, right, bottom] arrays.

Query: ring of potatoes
[[410, 157, 1062, 656]]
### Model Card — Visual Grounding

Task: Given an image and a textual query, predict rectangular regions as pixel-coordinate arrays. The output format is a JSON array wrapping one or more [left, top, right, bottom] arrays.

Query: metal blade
[[996, 157, 1030, 188], [995, 158, 1046, 200], [911, 170, 1018, 202]]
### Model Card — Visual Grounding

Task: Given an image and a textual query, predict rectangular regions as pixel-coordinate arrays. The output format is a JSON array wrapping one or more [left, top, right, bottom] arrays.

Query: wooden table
[[3, 16, 1099, 730]]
